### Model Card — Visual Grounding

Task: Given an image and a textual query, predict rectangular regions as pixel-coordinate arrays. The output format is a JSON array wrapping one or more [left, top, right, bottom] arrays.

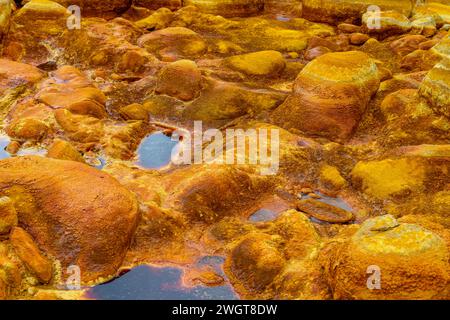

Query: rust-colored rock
[[43, 0, 130, 14], [6, 117, 49, 140], [37, 66, 107, 119], [304, 46, 331, 60], [5, 0, 70, 63], [184, 0, 264, 17], [0, 156, 139, 282], [350, 33, 370, 45], [224, 51, 286, 77], [156, 59, 202, 101], [362, 10, 412, 37], [0, 196, 17, 235], [419, 58, 450, 117], [119, 103, 149, 121], [138, 27, 206, 60], [338, 23, 361, 33], [297, 198, 353, 223], [228, 233, 285, 293], [10, 227, 53, 284], [46, 139, 85, 163], [302, 0, 413, 24], [272, 51, 380, 141], [390, 35, 428, 56], [0, 58, 44, 92]]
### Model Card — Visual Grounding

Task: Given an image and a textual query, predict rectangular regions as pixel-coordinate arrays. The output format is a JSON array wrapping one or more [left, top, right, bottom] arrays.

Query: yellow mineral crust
[[320, 215, 450, 299], [351, 158, 426, 199]]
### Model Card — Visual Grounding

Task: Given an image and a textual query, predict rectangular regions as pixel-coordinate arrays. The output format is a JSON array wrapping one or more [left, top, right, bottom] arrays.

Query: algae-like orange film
[[0, 0, 449, 301]]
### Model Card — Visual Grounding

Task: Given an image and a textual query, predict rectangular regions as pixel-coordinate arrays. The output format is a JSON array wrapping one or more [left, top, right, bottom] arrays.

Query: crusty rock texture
[[320, 215, 450, 299], [184, 0, 264, 17], [0, 156, 139, 282], [302, 0, 413, 24], [272, 51, 380, 141], [419, 58, 450, 117]]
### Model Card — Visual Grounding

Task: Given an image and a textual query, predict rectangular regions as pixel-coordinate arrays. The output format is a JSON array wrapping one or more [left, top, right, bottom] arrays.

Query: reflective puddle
[[0, 135, 46, 159], [248, 196, 292, 222], [87, 262, 238, 300], [0, 135, 11, 160], [136, 132, 179, 169], [301, 192, 353, 224], [275, 14, 291, 22]]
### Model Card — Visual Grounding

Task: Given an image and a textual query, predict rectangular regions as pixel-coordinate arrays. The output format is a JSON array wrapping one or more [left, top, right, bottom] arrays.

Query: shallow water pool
[[87, 263, 238, 300], [136, 132, 179, 169]]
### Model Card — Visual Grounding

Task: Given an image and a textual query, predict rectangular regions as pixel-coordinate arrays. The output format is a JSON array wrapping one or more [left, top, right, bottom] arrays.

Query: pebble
[[297, 199, 354, 224]]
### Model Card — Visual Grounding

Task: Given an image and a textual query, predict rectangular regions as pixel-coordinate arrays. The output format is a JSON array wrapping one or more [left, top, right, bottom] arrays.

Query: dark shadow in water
[[136, 132, 179, 169], [16, 148, 46, 157], [95, 157, 106, 170], [0, 135, 46, 159], [87, 264, 238, 300]]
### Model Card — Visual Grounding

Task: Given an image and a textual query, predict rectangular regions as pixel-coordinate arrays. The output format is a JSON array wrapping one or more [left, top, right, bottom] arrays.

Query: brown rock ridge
[[0, 156, 139, 282], [272, 51, 380, 142]]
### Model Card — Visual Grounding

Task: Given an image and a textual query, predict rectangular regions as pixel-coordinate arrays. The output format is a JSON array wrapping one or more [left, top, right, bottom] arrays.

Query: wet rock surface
[[0, 0, 449, 300]]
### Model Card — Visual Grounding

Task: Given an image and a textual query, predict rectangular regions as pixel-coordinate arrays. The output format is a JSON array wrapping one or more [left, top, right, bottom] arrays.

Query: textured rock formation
[[419, 58, 450, 117], [46, 139, 85, 163], [379, 89, 450, 146], [320, 215, 450, 299], [431, 31, 450, 59], [135, 7, 174, 30], [0, 0, 12, 42], [264, 0, 302, 15], [362, 10, 412, 37], [0, 196, 17, 235], [0, 156, 139, 282], [414, 2, 450, 26], [6, 117, 50, 140], [184, 0, 264, 17], [0, 59, 44, 92], [302, 0, 413, 24], [183, 78, 286, 125], [137, 26, 206, 60], [24, 0, 130, 15], [297, 199, 353, 223], [224, 50, 286, 77], [36, 66, 107, 119], [119, 103, 149, 121], [4, 0, 70, 64], [225, 210, 325, 299], [10, 227, 53, 284], [61, 17, 153, 72], [390, 35, 428, 57], [272, 51, 380, 141]]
